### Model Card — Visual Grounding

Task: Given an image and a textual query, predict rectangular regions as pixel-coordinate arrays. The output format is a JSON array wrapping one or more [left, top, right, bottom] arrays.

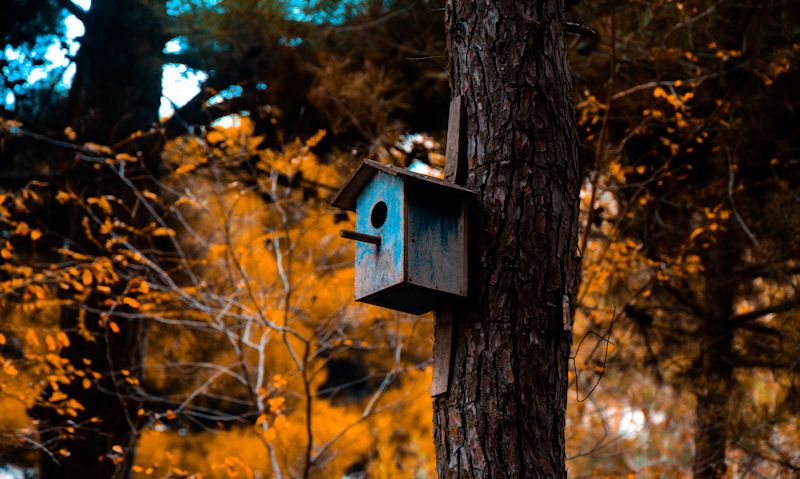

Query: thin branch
[[730, 298, 800, 324], [56, 0, 88, 22]]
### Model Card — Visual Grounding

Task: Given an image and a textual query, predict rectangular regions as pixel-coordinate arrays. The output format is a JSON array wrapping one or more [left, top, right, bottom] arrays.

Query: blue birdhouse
[[331, 160, 473, 314]]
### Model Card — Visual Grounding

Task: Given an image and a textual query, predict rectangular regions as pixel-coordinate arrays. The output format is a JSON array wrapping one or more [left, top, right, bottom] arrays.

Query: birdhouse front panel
[[354, 171, 404, 300]]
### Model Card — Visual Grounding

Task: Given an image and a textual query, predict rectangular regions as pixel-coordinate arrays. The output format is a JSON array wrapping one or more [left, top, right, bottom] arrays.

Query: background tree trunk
[[433, 1, 581, 477], [31, 2, 165, 477], [692, 241, 738, 479]]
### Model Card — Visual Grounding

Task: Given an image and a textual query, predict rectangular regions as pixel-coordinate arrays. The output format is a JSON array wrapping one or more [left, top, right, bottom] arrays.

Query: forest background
[[1, 0, 799, 478]]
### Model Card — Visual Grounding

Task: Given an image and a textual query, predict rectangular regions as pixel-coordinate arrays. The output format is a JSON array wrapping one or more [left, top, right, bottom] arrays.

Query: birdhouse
[[331, 160, 473, 314]]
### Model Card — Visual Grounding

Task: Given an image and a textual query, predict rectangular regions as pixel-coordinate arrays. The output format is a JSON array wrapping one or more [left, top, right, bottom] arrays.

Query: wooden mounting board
[[431, 95, 467, 398]]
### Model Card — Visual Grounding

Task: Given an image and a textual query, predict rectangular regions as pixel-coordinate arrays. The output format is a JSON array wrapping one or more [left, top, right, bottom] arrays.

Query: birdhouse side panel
[[354, 172, 405, 300], [405, 184, 468, 297]]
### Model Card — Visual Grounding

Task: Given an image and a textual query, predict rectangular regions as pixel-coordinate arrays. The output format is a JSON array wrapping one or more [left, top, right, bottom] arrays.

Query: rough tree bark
[[31, 1, 165, 478], [433, 1, 581, 477]]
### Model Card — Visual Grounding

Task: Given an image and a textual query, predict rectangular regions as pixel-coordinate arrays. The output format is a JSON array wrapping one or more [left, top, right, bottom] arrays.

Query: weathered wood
[[431, 95, 469, 397], [331, 159, 474, 211], [339, 229, 382, 246], [444, 95, 467, 185], [345, 167, 469, 315], [406, 183, 467, 297], [431, 307, 455, 396], [354, 172, 405, 301]]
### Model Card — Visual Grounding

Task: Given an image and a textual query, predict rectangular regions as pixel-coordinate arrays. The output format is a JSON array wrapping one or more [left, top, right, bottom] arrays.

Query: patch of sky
[[1, 3, 84, 109], [3, 0, 366, 123], [256, 82, 268, 91], [163, 37, 189, 55], [0, 465, 26, 479], [284, 0, 366, 25], [207, 84, 244, 106], [160, 64, 209, 119], [212, 111, 249, 129], [72, 0, 91, 11], [279, 37, 304, 47], [166, 0, 223, 16]]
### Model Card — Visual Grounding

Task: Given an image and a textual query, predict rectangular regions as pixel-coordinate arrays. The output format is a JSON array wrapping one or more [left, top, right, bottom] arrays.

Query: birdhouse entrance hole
[[370, 201, 387, 228]]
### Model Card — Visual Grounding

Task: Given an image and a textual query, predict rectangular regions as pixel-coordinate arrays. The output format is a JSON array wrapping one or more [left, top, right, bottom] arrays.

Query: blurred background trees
[[1, 0, 799, 477]]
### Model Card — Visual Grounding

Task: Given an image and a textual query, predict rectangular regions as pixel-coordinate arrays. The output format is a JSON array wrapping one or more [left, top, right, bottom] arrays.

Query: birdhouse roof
[[331, 159, 476, 211]]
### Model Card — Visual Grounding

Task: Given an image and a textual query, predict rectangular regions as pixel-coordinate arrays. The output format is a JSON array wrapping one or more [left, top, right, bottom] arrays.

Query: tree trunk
[[31, 2, 165, 477], [693, 243, 737, 479], [433, 1, 581, 477]]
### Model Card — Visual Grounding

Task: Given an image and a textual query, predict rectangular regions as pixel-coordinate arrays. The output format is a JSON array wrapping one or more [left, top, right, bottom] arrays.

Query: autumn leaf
[[45, 335, 57, 352], [267, 397, 285, 414], [122, 297, 141, 309], [152, 227, 175, 237], [174, 163, 197, 175], [3, 360, 18, 376], [115, 153, 137, 163], [256, 414, 267, 426], [82, 269, 93, 286], [142, 190, 158, 201]]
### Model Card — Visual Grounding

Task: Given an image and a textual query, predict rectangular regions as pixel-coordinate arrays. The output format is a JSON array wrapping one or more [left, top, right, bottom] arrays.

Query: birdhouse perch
[[331, 159, 474, 314]]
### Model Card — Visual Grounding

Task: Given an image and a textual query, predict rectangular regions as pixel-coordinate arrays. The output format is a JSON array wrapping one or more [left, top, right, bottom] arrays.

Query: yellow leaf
[[138, 281, 150, 294], [142, 190, 158, 201], [271, 374, 288, 389], [165, 409, 177, 420], [45, 335, 57, 352], [174, 163, 196, 176], [262, 428, 276, 442], [267, 397, 285, 414], [99, 218, 113, 235], [0, 333, 5, 346], [206, 131, 225, 143], [152, 227, 175, 237], [3, 361, 18, 376], [689, 227, 704, 240], [108, 321, 121, 333], [82, 269, 93, 286], [122, 297, 140, 309], [273, 414, 287, 429], [56, 191, 72, 203], [64, 127, 76, 140], [653, 86, 666, 98], [111, 445, 124, 454], [115, 153, 137, 163], [50, 391, 68, 402], [82, 378, 91, 389], [25, 329, 40, 347], [30, 229, 42, 241]]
